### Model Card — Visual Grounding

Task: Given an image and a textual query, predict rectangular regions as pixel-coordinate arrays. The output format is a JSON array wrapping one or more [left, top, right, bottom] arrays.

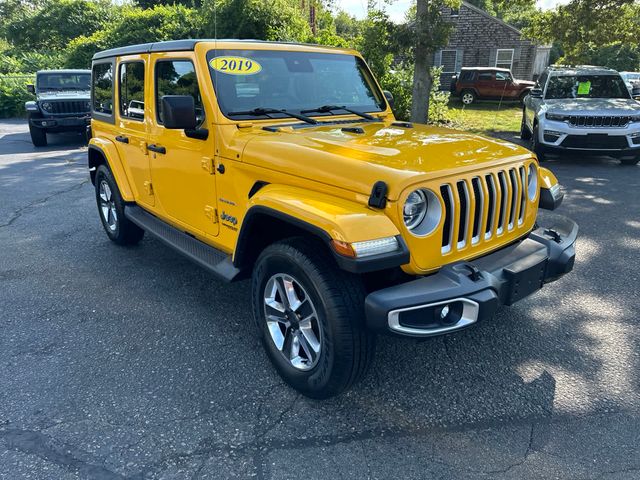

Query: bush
[[0, 51, 65, 74], [0, 74, 35, 118], [428, 66, 450, 124]]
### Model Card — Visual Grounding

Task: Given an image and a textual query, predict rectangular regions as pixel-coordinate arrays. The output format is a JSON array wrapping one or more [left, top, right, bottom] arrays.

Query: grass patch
[[447, 100, 522, 135]]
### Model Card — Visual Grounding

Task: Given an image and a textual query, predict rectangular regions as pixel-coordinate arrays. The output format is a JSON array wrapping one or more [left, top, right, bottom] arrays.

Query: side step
[[125, 204, 241, 282]]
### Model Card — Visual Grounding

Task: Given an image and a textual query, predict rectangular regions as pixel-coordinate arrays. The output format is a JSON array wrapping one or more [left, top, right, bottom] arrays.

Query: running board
[[124, 204, 241, 282]]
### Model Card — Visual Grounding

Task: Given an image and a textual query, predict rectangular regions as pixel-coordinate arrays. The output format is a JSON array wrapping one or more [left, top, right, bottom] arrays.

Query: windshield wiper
[[300, 105, 376, 120], [227, 107, 317, 125]]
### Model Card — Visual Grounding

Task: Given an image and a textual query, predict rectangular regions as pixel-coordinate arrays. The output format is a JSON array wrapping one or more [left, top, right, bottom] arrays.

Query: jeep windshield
[[207, 49, 386, 121], [545, 74, 630, 100], [37, 73, 90, 92]]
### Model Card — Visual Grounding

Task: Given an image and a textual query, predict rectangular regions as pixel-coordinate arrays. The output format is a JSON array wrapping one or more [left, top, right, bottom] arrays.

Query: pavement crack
[[0, 180, 89, 229], [0, 428, 132, 479]]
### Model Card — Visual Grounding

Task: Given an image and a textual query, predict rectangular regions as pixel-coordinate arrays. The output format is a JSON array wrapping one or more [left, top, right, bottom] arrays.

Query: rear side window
[[459, 70, 475, 82], [119, 62, 145, 121], [155, 60, 205, 125], [478, 72, 493, 81], [92, 62, 114, 116]]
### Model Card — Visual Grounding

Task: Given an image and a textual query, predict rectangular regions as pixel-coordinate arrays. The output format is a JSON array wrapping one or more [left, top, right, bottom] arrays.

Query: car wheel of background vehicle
[[519, 91, 529, 106], [461, 90, 476, 105], [620, 157, 639, 166], [251, 237, 375, 399], [28, 124, 47, 147], [520, 108, 532, 140], [94, 165, 145, 245], [531, 123, 546, 162]]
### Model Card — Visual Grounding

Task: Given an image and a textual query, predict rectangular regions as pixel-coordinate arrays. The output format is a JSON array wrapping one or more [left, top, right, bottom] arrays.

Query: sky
[[334, 0, 570, 23]]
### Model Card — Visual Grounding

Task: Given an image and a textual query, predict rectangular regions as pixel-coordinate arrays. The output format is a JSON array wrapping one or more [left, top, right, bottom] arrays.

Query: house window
[[439, 50, 458, 74], [495, 49, 514, 70]]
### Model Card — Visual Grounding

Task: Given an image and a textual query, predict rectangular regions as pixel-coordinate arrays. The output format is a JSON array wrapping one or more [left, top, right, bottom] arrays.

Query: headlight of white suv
[[403, 188, 441, 236], [40, 102, 52, 112]]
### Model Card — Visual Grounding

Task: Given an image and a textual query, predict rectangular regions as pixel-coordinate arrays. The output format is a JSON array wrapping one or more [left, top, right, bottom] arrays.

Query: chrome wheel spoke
[[110, 206, 117, 224], [263, 273, 322, 371], [299, 317, 321, 354]]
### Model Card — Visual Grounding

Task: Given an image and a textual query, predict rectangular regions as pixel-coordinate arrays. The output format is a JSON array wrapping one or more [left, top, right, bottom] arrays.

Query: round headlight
[[403, 190, 427, 229], [403, 188, 442, 236], [41, 102, 52, 112], [527, 163, 538, 201], [85, 101, 91, 110]]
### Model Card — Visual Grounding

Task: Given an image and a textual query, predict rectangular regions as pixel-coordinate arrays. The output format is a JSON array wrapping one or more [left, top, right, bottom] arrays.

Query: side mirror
[[632, 85, 640, 100], [27, 84, 35, 94], [161, 95, 197, 130], [383, 90, 394, 109], [530, 88, 543, 98]]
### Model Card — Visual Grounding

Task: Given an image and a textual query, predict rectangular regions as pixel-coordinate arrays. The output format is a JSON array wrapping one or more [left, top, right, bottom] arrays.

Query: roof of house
[[460, 1, 523, 36]]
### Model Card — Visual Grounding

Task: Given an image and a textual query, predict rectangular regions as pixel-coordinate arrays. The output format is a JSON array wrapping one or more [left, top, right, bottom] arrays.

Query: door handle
[[148, 144, 166, 154], [115, 135, 129, 144]]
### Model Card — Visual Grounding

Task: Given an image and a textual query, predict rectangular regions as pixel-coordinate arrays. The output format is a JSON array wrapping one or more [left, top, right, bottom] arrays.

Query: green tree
[[525, 0, 640, 65], [201, 0, 311, 42], [3, 0, 115, 51]]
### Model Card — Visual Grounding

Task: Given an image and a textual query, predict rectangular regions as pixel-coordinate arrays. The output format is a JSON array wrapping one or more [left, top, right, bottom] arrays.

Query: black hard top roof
[[92, 39, 341, 61]]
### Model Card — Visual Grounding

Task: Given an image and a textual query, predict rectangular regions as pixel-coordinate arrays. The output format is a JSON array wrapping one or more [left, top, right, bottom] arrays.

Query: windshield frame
[[543, 73, 631, 100], [206, 49, 388, 122], [36, 72, 91, 92]]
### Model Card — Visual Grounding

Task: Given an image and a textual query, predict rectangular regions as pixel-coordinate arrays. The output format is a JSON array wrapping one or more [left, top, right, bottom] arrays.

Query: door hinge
[[201, 157, 215, 174], [143, 181, 154, 196], [204, 205, 218, 223]]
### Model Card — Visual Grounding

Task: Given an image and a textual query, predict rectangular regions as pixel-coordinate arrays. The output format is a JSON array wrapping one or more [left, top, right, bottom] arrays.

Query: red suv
[[450, 67, 535, 105]]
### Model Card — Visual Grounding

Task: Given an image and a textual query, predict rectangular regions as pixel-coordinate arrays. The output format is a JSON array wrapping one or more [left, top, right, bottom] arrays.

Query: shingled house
[[434, 1, 551, 88]]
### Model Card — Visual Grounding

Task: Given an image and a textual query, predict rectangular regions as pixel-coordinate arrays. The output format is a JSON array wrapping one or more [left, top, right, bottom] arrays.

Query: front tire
[[520, 108, 532, 140], [29, 124, 47, 147], [531, 123, 547, 162], [252, 238, 375, 399], [94, 165, 145, 245]]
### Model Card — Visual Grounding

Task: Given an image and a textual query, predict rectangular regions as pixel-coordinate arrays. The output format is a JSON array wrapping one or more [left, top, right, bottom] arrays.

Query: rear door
[[114, 55, 154, 207]]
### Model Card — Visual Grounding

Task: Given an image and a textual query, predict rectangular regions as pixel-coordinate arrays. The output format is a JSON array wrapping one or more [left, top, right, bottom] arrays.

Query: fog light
[[543, 130, 562, 143], [435, 301, 464, 325], [439, 304, 450, 319]]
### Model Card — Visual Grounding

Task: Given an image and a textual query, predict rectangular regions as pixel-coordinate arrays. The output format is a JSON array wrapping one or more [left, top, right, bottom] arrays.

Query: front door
[[147, 56, 218, 237], [495, 71, 518, 99], [114, 55, 154, 206], [476, 71, 495, 98]]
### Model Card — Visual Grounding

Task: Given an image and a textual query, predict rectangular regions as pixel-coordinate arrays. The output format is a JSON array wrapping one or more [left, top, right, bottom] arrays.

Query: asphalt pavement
[[1, 119, 640, 479]]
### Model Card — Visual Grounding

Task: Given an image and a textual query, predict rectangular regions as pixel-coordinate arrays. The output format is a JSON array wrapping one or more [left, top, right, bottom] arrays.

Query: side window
[[495, 71, 511, 82], [119, 62, 145, 121], [155, 60, 204, 125], [478, 72, 493, 81], [92, 62, 114, 115], [537, 72, 548, 91]]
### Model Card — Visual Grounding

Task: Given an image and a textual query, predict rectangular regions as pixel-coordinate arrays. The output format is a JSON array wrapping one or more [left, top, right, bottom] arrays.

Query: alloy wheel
[[99, 180, 118, 232], [263, 273, 322, 371]]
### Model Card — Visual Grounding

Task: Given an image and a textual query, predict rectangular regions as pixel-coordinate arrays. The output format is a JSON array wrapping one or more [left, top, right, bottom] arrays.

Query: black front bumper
[[30, 116, 90, 129], [365, 215, 578, 337]]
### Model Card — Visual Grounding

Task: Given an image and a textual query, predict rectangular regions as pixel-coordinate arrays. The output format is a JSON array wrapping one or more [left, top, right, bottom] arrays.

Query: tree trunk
[[410, 0, 433, 124]]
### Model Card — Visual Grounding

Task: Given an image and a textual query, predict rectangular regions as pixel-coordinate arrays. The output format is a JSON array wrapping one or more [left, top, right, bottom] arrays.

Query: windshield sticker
[[577, 81, 591, 95], [210, 56, 262, 75]]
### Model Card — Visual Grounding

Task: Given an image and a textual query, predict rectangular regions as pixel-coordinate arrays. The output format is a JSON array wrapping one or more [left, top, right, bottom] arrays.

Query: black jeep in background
[[24, 69, 91, 147]]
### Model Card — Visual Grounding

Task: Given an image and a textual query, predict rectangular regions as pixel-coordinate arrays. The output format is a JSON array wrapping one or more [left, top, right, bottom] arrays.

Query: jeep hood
[[516, 80, 535, 87], [241, 121, 532, 200], [545, 98, 640, 115]]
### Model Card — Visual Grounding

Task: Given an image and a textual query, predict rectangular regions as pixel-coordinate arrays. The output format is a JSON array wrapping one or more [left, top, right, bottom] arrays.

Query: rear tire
[[461, 90, 476, 105], [620, 157, 639, 166], [251, 238, 375, 399], [29, 124, 47, 147], [94, 164, 145, 245]]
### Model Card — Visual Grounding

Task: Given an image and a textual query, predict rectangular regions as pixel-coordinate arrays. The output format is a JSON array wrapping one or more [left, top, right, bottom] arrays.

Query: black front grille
[[47, 101, 89, 115], [566, 115, 631, 128], [561, 134, 629, 150]]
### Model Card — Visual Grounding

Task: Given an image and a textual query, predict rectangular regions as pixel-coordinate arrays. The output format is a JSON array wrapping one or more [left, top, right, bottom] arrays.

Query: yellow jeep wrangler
[[88, 40, 577, 398]]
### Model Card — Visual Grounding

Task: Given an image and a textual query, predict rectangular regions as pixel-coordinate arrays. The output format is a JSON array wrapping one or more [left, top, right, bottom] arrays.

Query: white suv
[[522, 66, 640, 165]]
